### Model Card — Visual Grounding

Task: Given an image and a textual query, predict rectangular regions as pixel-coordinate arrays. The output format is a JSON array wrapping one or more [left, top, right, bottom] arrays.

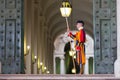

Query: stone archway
[[53, 31, 94, 74]]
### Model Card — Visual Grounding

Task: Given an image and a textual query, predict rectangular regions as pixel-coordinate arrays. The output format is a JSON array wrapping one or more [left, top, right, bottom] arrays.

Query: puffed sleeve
[[79, 29, 86, 43]]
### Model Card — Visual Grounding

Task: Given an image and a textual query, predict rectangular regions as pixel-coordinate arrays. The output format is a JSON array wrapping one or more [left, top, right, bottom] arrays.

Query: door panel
[[0, 0, 24, 74], [93, 0, 117, 74]]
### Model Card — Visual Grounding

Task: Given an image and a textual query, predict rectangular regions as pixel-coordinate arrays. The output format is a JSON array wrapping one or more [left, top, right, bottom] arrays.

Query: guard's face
[[76, 23, 83, 30]]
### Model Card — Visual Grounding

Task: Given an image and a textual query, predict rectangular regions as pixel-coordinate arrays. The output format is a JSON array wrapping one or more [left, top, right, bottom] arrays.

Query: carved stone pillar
[[114, 0, 120, 77], [60, 55, 65, 74], [53, 55, 56, 74], [84, 56, 89, 74]]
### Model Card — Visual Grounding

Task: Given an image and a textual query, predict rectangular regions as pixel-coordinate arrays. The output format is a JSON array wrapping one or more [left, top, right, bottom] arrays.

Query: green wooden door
[[0, 0, 24, 74], [93, 0, 117, 74]]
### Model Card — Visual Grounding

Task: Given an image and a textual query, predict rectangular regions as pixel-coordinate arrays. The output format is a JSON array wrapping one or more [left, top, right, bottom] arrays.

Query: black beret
[[76, 20, 84, 26]]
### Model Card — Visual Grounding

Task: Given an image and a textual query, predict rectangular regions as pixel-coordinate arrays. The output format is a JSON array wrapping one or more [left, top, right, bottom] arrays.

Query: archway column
[[60, 55, 65, 74], [53, 55, 56, 74], [54, 52, 65, 74], [84, 56, 89, 74], [114, 0, 120, 77]]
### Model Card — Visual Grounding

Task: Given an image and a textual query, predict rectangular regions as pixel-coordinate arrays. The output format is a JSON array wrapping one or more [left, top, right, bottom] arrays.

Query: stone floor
[[0, 74, 119, 80]]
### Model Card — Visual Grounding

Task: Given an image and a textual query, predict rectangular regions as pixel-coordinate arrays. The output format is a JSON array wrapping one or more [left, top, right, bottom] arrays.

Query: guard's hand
[[76, 46, 81, 51], [68, 32, 72, 37]]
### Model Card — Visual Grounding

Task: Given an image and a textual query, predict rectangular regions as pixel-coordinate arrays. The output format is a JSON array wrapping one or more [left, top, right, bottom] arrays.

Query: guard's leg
[[80, 64, 85, 74]]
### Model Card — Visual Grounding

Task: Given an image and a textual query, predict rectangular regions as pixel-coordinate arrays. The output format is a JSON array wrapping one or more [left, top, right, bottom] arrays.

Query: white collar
[[78, 27, 83, 30]]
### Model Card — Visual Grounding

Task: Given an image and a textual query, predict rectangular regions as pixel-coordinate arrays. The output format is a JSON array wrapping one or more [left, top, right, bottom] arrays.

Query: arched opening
[[54, 32, 94, 74]]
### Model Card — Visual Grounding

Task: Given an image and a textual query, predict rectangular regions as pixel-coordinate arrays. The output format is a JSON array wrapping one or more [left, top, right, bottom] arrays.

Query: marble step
[[0, 74, 119, 80]]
